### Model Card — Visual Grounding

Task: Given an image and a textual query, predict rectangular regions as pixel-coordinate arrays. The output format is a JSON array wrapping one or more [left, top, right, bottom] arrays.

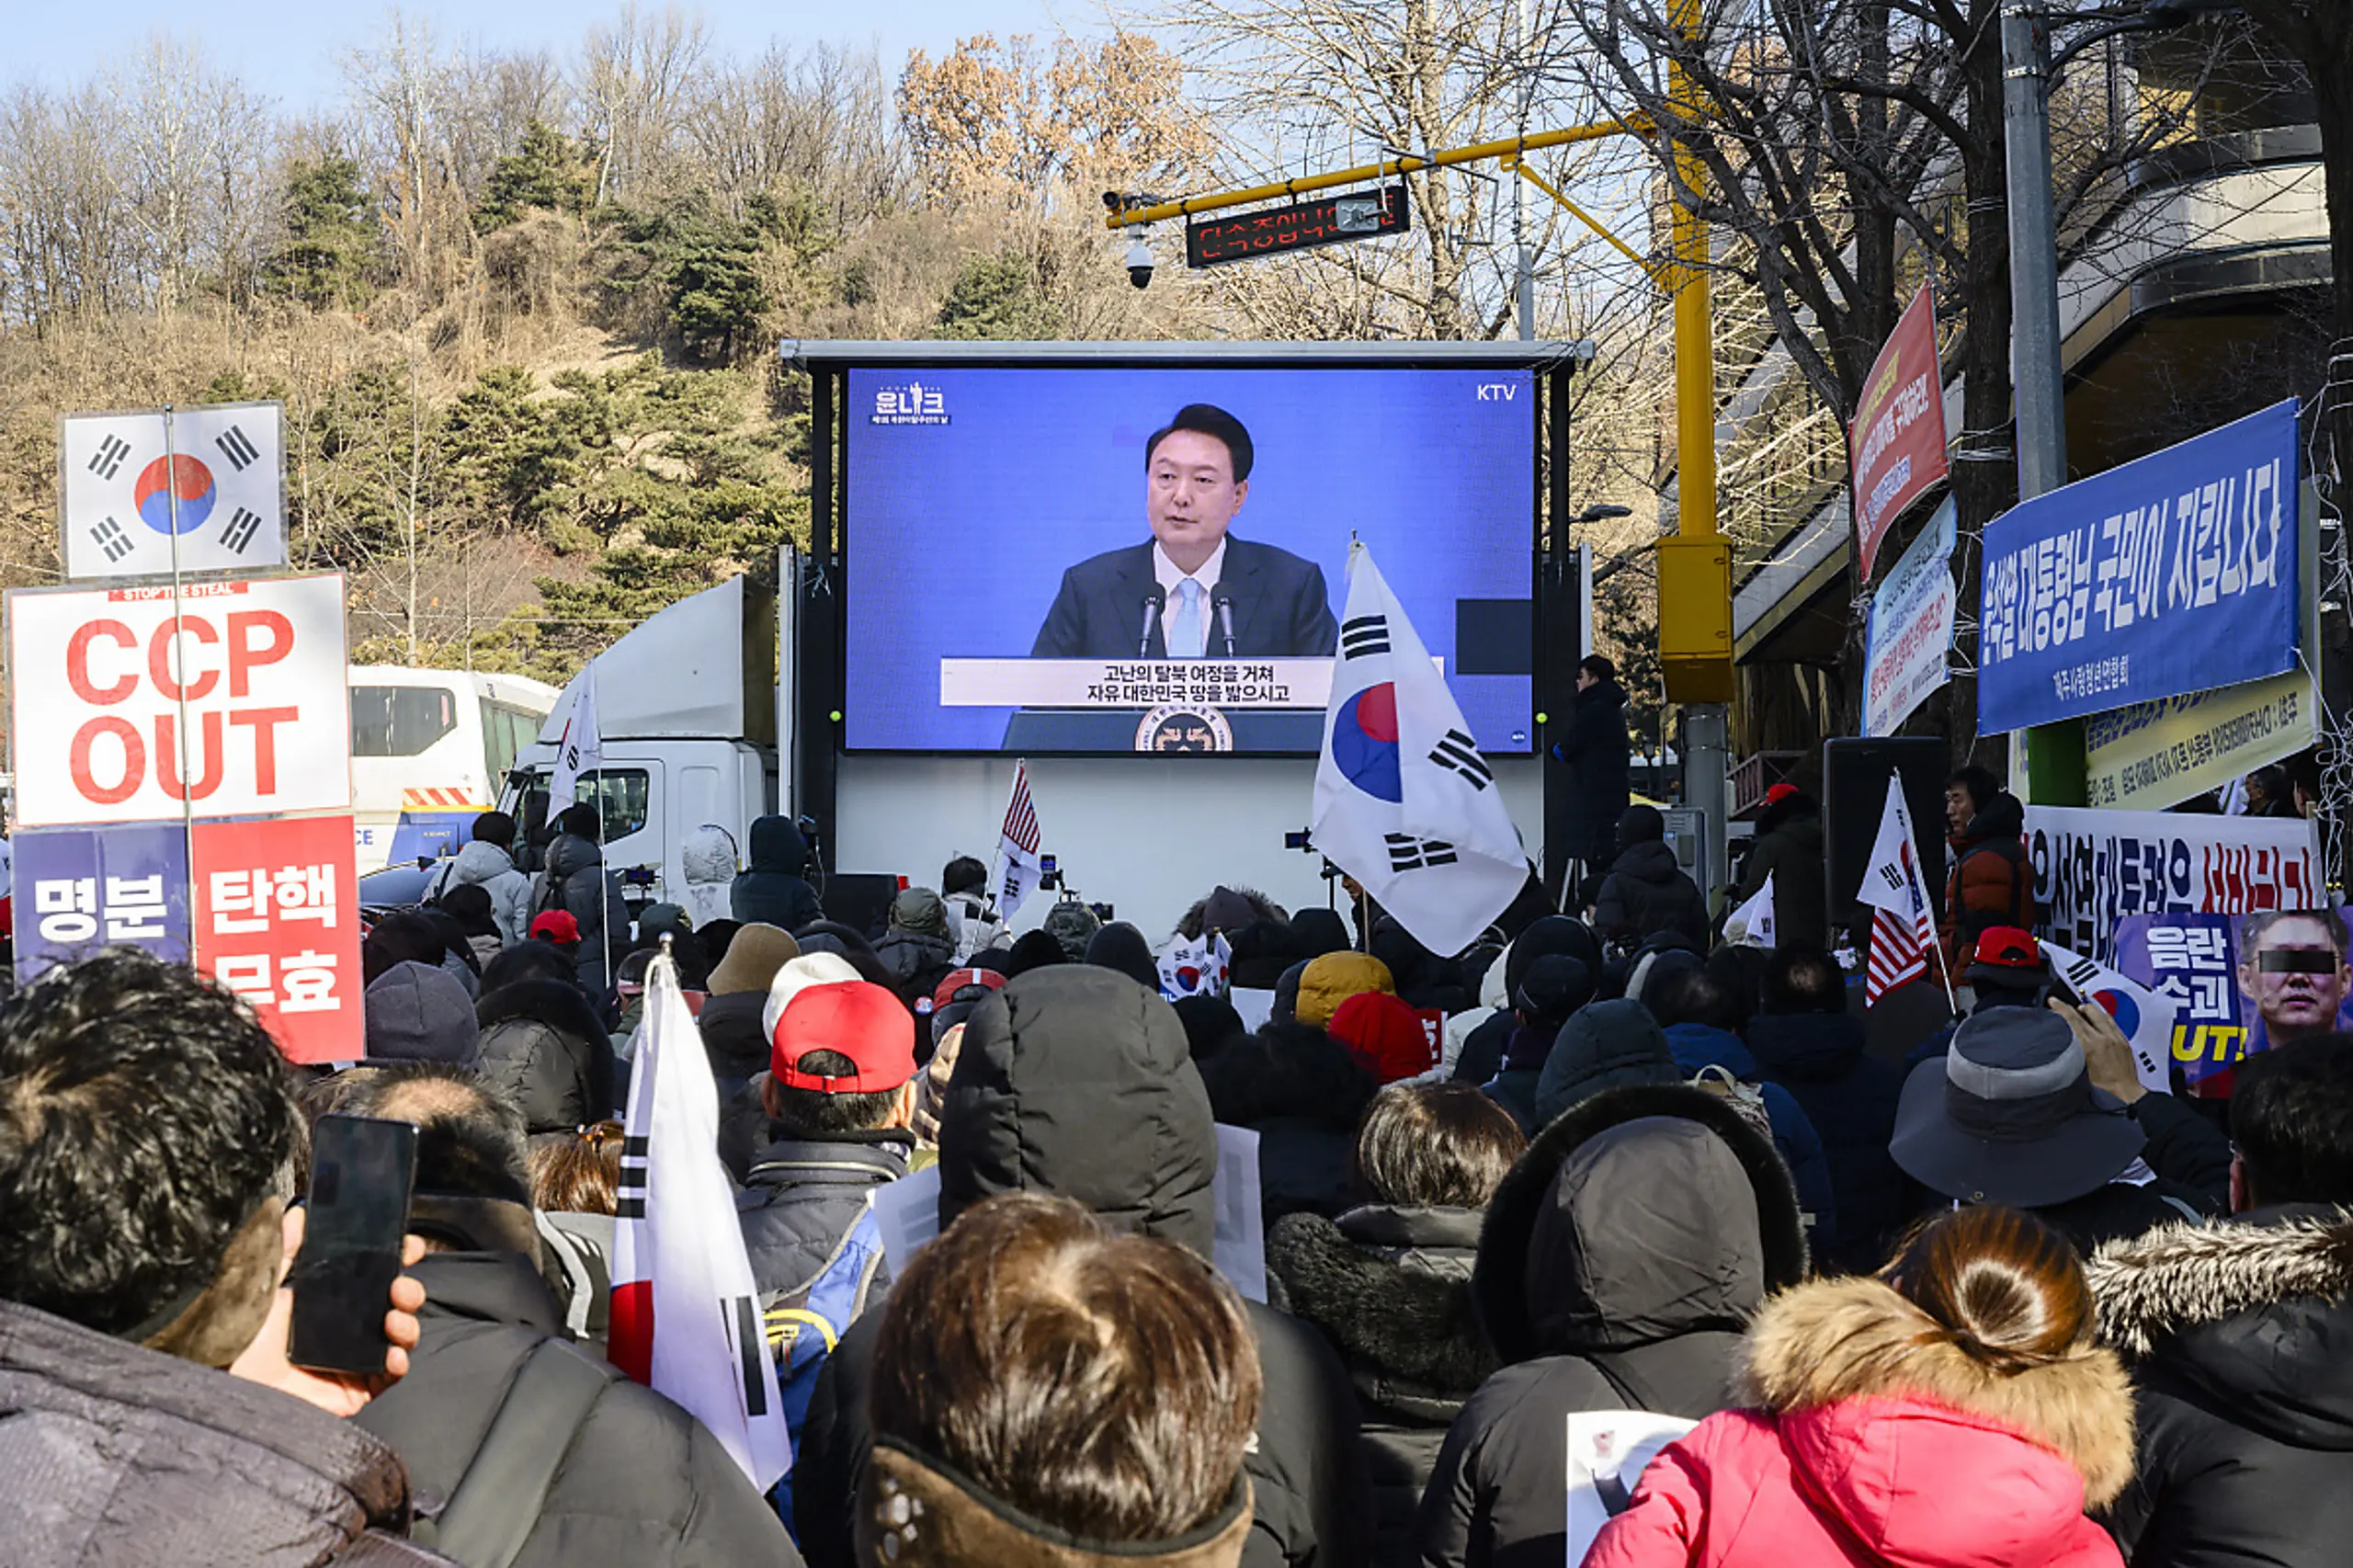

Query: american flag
[[991, 760, 1044, 921], [1858, 774, 1938, 1004]]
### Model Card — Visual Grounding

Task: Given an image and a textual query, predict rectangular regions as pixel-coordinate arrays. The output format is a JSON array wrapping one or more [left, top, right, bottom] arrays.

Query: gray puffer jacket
[[0, 1299, 452, 1565], [424, 839, 534, 947], [536, 833, 632, 985]]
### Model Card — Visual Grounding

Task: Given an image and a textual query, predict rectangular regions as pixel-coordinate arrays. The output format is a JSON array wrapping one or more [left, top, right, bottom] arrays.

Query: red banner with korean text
[[191, 814, 362, 1063], [1850, 287, 1951, 580]]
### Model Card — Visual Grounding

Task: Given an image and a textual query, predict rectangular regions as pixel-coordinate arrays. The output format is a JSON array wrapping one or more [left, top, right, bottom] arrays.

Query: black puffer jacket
[[353, 1250, 800, 1568], [1731, 794, 1828, 949], [2091, 1205, 2353, 1568], [733, 815, 824, 932], [1745, 1009, 1905, 1273], [1530, 997, 1680, 1129], [793, 966, 1373, 1568], [1415, 1084, 1808, 1568], [475, 978, 616, 1136], [538, 832, 633, 986], [0, 1299, 451, 1565], [1592, 840, 1710, 949], [1199, 1018, 1382, 1226], [1268, 1205, 1496, 1568]]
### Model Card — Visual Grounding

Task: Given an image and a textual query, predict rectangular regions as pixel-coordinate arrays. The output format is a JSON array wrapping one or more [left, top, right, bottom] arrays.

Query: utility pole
[[2001, 0, 2084, 805], [2002, 0, 2068, 498], [1513, 0, 1535, 340]]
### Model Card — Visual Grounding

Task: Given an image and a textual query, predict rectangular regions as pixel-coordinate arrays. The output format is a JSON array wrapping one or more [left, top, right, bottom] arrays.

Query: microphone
[[1138, 585, 1167, 658], [1211, 586, 1238, 658]]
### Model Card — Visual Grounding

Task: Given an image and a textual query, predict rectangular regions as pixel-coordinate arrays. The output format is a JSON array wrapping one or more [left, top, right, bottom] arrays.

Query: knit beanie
[[364, 960, 483, 1066]]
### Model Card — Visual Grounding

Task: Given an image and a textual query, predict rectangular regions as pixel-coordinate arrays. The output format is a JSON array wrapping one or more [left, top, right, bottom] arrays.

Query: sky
[[6, 0, 1091, 108]]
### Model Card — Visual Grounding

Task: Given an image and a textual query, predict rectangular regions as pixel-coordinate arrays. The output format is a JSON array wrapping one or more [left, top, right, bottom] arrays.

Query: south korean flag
[[60, 403, 286, 581], [1312, 541, 1528, 956]]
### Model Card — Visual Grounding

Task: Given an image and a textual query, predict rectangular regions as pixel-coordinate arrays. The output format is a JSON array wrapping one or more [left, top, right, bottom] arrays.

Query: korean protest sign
[[1850, 287, 1950, 579], [2025, 804, 2321, 965], [2115, 907, 2353, 1088], [190, 814, 363, 1063], [1863, 497, 1957, 736], [14, 824, 194, 983], [1979, 400, 2300, 733]]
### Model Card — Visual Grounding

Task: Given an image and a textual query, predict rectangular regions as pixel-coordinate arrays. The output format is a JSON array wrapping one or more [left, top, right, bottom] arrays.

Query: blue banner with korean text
[[15, 824, 192, 984], [1978, 400, 2300, 733]]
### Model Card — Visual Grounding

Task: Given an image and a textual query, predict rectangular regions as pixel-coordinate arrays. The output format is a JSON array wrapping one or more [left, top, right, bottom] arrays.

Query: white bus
[[349, 666, 562, 873]]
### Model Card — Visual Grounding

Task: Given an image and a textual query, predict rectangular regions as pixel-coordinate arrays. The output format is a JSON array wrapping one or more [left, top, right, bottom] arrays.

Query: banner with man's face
[[2115, 906, 2353, 1086]]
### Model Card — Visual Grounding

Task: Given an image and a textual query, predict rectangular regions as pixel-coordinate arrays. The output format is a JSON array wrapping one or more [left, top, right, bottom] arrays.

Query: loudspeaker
[[1822, 737, 1951, 943], [822, 873, 905, 943]]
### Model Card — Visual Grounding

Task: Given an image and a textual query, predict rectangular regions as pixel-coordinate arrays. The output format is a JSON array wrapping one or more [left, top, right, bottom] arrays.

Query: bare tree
[[576, 3, 710, 205]]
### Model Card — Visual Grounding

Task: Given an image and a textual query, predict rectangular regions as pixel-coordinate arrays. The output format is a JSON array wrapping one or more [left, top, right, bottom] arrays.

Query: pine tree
[[264, 157, 378, 310], [932, 250, 1062, 340], [475, 119, 592, 233]]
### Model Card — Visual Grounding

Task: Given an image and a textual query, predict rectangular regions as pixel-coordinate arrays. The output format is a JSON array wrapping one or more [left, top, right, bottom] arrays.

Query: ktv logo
[[870, 381, 951, 426], [1475, 381, 1519, 402]]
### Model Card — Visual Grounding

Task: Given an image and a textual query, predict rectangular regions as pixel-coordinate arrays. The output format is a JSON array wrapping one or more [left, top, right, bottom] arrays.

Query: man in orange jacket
[[1941, 764, 2033, 973]]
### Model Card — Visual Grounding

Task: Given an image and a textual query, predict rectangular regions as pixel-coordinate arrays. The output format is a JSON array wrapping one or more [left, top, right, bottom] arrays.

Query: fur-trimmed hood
[[1265, 1206, 1498, 1416], [475, 975, 608, 1050], [1196, 1020, 1378, 1132], [2088, 1205, 2353, 1449], [1739, 1274, 2137, 1511], [1472, 1081, 1808, 1365]]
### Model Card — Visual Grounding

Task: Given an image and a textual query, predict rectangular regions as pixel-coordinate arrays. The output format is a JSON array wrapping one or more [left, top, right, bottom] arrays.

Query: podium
[[1002, 708, 1325, 752], [941, 656, 1423, 755]]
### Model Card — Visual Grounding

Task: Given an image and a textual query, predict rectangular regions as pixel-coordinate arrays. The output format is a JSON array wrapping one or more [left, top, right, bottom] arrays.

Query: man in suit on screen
[[1029, 403, 1339, 660]]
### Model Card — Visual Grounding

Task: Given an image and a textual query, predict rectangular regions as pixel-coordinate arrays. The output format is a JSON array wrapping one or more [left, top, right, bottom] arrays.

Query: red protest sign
[[191, 814, 362, 1064], [1850, 287, 1950, 579]]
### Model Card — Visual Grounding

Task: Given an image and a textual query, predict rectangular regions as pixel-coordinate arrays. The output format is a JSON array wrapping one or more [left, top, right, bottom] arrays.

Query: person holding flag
[[1725, 874, 1777, 950], [611, 944, 795, 1494], [1856, 774, 1954, 1014], [549, 658, 602, 808], [991, 759, 1045, 924], [1311, 541, 1527, 959]]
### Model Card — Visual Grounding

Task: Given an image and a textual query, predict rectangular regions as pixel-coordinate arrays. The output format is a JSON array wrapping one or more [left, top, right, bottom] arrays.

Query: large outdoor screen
[[843, 366, 1537, 755]]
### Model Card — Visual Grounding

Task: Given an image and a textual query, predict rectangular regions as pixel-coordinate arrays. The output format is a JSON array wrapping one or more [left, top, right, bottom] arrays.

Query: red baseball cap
[[1328, 991, 1438, 1085], [1763, 782, 1800, 807], [928, 967, 1008, 1014], [1970, 926, 2042, 971], [530, 910, 581, 944], [771, 980, 917, 1093]]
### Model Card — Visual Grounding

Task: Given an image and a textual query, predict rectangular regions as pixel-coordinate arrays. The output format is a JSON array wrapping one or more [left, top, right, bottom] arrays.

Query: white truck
[[497, 574, 781, 908]]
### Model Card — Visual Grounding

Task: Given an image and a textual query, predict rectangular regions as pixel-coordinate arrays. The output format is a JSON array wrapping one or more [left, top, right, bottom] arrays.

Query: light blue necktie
[[1172, 577, 1206, 658]]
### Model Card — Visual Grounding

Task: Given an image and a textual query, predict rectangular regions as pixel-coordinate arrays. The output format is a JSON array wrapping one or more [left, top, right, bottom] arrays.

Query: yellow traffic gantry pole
[[1653, 0, 1735, 898], [1655, 0, 1731, 705]]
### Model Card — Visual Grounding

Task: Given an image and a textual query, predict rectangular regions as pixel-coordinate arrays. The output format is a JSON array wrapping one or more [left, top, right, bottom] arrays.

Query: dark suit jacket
[[1029, 537, 1339, 659]]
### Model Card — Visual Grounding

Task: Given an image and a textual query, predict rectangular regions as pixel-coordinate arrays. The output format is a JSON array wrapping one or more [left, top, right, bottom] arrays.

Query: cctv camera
[[1125, 235, 1154, 290]]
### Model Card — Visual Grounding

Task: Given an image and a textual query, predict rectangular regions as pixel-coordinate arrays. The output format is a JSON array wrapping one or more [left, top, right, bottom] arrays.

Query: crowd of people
[[4, 767, 2353, 1568]]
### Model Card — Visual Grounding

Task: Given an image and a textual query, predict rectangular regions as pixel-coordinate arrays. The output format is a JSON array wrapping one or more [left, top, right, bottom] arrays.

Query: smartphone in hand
[[289, 1114, 417, 1375]]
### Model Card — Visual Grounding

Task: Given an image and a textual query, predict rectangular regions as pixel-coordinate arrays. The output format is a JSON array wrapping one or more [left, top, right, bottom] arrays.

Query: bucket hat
[[1891, 1006, 2144, 1207]]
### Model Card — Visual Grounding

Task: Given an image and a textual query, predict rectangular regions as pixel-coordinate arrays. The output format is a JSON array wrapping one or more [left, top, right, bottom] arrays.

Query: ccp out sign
[[7, 574, 350, 827]]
